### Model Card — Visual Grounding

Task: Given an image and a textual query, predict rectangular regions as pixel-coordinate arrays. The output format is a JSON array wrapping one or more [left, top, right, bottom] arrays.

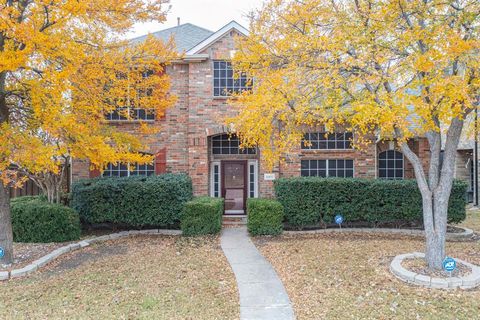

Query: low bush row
[[71, 174, 193, 228], [11, 196, 81, 243], [247, 198, 284, 236], [181, 197, 224, 236], [274, 177, 467, 229]]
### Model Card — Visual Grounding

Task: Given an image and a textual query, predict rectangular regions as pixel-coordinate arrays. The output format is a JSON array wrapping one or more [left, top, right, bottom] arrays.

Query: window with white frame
[[378, 150, 404, 179], [301, 159, 354, 177], [103, 162, 155, 177], [211, 162, 221, 197], [248, 160, 258, 198], [212, 134, 256, 155], [106, 107, 155, 121], [213, 60, 252, 97], [301, 132, 353, 150]]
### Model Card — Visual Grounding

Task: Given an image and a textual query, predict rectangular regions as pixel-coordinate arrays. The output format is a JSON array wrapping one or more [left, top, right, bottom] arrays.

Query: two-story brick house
[[71, 21, 473, 215]]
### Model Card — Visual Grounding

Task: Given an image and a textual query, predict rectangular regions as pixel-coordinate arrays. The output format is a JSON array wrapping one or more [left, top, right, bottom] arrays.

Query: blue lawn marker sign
[[0, 247, 4, 259], [443, 257, 456, 273], [334, 214, 344, 226]]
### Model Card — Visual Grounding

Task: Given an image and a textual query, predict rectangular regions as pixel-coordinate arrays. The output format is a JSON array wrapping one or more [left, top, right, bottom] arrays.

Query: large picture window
[[212, 134, 256, 155], [103, 162, 155, 177], [302, 132, 353, 150], [213, 60, 252, 97], [301, 159, 354, 177], [378, 150, 404, 179]]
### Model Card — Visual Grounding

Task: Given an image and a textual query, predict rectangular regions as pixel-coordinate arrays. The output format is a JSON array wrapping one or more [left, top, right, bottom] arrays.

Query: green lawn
[[254, 233, 480, 320], [0, 236, 239, 320]]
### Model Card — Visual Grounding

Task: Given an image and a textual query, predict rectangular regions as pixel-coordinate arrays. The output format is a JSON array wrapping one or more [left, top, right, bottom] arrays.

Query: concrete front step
[[223, 215, 248, 226]]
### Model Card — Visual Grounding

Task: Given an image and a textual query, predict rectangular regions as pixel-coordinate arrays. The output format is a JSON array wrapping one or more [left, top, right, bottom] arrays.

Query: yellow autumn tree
[[230, 0, 480, 269], [0, 0, 177, 264]]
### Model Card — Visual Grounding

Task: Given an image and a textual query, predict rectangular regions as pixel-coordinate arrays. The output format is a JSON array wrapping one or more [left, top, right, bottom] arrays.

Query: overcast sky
[[130, 0, 264, 39]]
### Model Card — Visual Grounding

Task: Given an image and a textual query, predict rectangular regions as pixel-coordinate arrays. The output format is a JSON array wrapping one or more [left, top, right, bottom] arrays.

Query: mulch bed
[[402, 257, 472, 278]]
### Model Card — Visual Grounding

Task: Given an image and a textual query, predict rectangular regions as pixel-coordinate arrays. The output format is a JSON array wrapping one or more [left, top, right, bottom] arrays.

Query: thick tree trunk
[[0, 182, 13, 265], [399, 117, 463, 270], [420, 190, 447, 269]]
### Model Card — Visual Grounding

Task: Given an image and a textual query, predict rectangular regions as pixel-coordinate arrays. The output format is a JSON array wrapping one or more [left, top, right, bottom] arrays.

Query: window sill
[[212, 96, 233, 100], [106, 120, 156, 124], [301, 149, 355, 152]]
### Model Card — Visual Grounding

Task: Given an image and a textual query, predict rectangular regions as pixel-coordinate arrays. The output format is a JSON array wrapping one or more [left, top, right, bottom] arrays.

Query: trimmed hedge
[[274, 178, 467, 229], [247, 198, 284, 236], [181, 197, 224, 236], [72, 174, 193, 228], [12, 197, 81, 243]]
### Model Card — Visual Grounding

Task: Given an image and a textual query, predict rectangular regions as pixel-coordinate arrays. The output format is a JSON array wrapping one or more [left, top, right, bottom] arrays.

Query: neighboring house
[[70, 21, 469, 215]]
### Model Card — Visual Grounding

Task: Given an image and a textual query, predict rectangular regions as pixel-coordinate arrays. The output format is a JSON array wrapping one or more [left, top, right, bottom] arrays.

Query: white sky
[[129, 0, 264, 39]]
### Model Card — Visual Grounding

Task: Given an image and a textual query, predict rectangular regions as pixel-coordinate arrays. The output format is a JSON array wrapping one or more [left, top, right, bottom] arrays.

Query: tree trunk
[[421, 190, 447, 269], [400, 117, 463, 270], [0, 182, 13, 265]]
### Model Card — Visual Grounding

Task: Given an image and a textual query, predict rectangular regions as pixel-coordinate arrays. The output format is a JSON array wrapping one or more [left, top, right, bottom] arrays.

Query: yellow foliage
[[228, 0, 480, 169], [0, 0, 177, 183]]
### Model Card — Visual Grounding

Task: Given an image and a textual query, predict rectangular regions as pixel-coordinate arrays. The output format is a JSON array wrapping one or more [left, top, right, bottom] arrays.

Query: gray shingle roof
[[131, 23, 214, 53]]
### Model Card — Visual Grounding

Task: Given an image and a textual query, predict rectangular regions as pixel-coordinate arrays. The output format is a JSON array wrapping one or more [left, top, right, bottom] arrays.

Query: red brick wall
[[71, 28, 433, 198]]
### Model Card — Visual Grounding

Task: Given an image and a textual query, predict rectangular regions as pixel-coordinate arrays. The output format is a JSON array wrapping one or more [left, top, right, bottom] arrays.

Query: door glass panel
[[224, 162, 245, 213], [224, 163, 244, 188]]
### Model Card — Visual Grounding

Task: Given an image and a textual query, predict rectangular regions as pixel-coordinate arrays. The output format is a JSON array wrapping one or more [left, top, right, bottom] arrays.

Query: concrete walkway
[[220, 227, 295, 320]]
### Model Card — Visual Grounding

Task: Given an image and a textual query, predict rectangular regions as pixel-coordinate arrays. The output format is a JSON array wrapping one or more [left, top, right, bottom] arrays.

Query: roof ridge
[[129, 23, 213, 41]]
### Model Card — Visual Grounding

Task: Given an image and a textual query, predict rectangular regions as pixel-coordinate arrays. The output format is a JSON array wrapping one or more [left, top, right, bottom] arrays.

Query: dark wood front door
[[222, 161, 247, 215]]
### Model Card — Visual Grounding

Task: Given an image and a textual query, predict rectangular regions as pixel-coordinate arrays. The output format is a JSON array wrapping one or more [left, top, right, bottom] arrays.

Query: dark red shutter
[[155, 148, 167, 175], [89, 167, 101, 178], [156, 66, 167, 120]]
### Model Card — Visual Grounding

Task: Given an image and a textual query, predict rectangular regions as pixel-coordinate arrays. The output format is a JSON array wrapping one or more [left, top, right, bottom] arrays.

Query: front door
[[222, 161, 247, 215]]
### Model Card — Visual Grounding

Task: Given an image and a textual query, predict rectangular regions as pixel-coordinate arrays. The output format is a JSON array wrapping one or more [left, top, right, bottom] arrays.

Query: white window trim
[[103, 162, 155, 177], [106, 107, 156, 122], [301, 159, 355, 178], [301, 132, 354, 151], [210, 161, 222, 197], [378, 151, 405, 180], [248, 160, 259, 198]]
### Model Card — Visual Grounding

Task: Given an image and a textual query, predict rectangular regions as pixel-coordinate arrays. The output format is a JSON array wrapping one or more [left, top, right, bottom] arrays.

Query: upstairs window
[[106, 107, 155, 121], [302, 132, 353, 150], [213, 61, 252, 97], [103, 162, 155, 177], [106, 70, 156, 121], [212, 134, 256, 155], [378, 150, 404, 179]]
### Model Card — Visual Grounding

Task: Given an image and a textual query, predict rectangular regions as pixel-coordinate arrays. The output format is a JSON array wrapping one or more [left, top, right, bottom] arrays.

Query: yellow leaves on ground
[[0, 236, 239, 320]]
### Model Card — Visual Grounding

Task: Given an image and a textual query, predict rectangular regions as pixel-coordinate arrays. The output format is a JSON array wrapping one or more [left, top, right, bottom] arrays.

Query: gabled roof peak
[[186, 21, 249, 55]]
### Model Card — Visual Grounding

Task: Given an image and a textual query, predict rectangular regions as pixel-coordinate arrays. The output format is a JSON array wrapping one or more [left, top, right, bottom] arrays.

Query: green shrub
[[11, 195, 46, 204], [247, 198, 284, 236], [274, 178, 467, 229], [71, 174, 193, 228], [12, 197, 81, 243], [181, 197, 223, 236]]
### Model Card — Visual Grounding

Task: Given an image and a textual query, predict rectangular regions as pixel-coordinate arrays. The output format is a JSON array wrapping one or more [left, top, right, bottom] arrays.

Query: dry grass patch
[[0, 236, 239, 320], [461, 208, 480, 233], [254, 233, 480, 320]]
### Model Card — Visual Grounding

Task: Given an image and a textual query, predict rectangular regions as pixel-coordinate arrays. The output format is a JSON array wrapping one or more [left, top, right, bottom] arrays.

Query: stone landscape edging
[[0, 229, 182, 281], [284, 226, 474, 240], [390, 252, 480, 289]]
